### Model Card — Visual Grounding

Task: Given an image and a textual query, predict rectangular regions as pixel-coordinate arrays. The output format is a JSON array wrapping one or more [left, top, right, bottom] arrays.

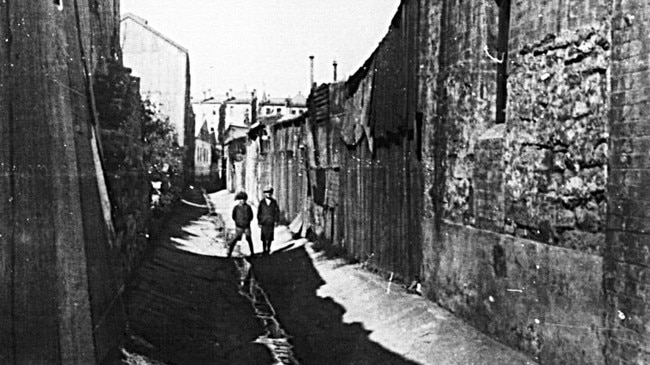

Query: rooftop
[[122, 13, 189, 54]]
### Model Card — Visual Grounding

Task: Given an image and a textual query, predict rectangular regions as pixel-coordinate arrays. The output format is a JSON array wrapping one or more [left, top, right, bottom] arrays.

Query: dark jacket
[[232, 202, 253, 228], [257, 198, 280, 226]]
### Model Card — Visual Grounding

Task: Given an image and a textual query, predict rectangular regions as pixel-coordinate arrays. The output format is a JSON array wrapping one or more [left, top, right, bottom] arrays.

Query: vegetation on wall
[[141, 99, 185, 216]]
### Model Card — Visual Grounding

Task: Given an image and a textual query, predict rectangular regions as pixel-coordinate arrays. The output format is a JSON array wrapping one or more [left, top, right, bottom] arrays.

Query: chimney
[[333, 60, 338, 82], [251, 89, 258, 125], [309, 55, 315, 90]]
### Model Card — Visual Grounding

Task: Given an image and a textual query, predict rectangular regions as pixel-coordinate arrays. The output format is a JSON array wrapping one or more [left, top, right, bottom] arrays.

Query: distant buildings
[[191, 89, 307, 192], [193, 120, 213, 181], [121, 13, 196, 185], [121, 13, 193, 149], [192, 96, 223, 187], [258, 92, 307, 118]]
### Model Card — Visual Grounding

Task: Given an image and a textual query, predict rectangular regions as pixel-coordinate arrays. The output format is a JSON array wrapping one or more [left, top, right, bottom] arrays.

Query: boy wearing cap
[[227, 191, 255, 257], [257, 187, 280, 255]]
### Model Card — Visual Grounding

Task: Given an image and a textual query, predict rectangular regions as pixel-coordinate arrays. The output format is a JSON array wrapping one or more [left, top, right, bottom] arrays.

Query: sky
[[120, 0, 401, 100]]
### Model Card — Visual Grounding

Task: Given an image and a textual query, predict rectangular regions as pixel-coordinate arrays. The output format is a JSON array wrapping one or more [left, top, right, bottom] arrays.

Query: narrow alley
[[123, 190, 535, 365], [2, 0, 650, 364]]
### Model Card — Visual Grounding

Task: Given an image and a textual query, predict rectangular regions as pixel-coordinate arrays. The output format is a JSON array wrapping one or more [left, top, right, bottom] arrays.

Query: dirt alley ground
[[123, 189, 538, 365]]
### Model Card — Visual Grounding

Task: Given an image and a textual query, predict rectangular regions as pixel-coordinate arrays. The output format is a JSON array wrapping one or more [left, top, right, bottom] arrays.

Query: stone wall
[[95, 62, 188, 281], [95, 64, 152, 281], [420, 0, 612, 363], [505, 18, 610, 252], [438, 0, 499, 224], [421, 0, 499, 283]]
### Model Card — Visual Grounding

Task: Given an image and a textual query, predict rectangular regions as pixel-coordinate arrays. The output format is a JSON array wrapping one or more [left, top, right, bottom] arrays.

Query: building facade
[[121, 13, 193, 149], [194, 120, 213, 181], [258, 92, 308, 118]]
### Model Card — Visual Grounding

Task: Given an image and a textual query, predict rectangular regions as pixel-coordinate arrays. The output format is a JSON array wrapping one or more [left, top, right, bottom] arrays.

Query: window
[[266, 108, 272, 114], [276, 108, 281, 114], [291, 110, 297, 115]]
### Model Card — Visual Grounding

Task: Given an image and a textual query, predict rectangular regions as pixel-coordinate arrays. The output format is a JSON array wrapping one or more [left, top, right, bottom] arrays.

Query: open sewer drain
[[234, 258, 300, 365]]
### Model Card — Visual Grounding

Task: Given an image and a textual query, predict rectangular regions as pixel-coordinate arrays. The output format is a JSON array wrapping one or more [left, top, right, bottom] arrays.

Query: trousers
[[227, 226, 254, 257]]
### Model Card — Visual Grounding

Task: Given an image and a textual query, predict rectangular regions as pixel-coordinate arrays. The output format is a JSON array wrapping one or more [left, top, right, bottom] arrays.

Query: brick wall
[[604, 0, 650, 363]]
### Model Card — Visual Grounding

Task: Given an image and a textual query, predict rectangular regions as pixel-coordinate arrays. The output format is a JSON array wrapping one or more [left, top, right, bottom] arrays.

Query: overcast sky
[[120, 0, 401, 100]]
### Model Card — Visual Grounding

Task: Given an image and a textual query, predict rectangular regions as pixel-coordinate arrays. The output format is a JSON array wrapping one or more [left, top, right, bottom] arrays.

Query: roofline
[[226, 124, 249, 130], [121, 13, 189, 54], [224, 99, 252, 104], [273, 112, 308, 127], [259, 101, 307, 107]]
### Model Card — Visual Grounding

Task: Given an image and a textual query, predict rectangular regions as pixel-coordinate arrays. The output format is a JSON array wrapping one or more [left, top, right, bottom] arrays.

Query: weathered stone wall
[[421, 0, 498, 280], [505, 17, 610, 252], [95, 64, 152, 281], [420, 0, 612, 363], [89, 0, 120, 74], [438, 0, 499, 224]]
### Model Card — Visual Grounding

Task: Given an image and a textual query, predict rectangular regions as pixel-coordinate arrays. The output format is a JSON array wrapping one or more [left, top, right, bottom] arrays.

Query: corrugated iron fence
[[269, 117, 307, 223], [263, 0, 422, 280]]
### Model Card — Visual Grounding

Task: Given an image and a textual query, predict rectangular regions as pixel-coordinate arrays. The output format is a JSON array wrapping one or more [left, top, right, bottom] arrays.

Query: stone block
[[575, 205, 602, 232], [556, 209, 577, 228]]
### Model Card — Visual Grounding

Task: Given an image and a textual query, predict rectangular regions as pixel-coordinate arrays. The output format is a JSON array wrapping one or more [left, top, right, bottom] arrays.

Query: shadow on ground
[[124, 204, 273, 365], [251, 246, 421, 365]]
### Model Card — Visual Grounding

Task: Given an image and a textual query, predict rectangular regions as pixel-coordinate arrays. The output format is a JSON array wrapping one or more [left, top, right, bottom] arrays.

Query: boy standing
[[257, 187, 280, 255], [227, 191, 255, 257]]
